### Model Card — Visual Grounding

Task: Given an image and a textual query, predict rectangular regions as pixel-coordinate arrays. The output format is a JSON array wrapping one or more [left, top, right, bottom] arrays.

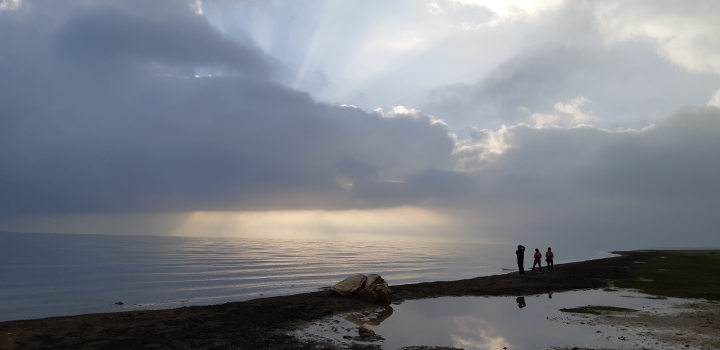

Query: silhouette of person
[[515, 245, 526, 275], [546, 247, 554, 272], [532, 248, 542, 273], [548, 292, 553, 299], [516, 297, 526, 308]]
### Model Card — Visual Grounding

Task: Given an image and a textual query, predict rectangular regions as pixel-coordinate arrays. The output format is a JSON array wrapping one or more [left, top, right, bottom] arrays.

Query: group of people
[[515, 245, 553, 274]]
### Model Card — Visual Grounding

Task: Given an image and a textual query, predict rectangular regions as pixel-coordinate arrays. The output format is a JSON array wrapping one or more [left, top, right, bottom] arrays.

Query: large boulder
[[357, 274, 393, 304], [330, 274, 367, 296]]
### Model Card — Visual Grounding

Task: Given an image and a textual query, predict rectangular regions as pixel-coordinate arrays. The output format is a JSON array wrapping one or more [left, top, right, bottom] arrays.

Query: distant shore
[[1, 250, 718, 349]]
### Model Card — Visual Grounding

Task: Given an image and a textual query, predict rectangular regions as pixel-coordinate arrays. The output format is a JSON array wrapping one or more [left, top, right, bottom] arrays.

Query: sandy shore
[[0, 251, 717, 349], [552, 301, 720, 350]]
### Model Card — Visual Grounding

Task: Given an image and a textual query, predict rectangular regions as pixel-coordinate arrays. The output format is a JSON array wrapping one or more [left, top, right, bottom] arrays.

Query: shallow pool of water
[[292, 289, 689, 350]]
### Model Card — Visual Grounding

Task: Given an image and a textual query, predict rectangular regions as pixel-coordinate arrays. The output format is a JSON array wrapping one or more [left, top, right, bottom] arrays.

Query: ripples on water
[[0, 232, 608, 321]]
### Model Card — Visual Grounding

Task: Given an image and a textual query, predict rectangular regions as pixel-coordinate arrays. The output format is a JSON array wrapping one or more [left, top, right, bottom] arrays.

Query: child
[[532, 248, 542, 273], [546, 247, 554, 272]]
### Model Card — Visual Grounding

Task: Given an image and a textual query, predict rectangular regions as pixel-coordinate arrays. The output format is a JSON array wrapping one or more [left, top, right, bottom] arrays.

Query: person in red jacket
[[546, 247, 554, 272], [532, 248, 542, 273]]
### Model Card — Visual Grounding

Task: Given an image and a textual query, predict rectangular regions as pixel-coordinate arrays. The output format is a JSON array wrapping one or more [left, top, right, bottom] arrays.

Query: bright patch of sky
[[202, 0, 720, 133]]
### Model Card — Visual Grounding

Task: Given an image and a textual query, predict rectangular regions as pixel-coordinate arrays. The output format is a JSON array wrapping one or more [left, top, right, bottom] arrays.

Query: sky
[[1, 0, 719, 249]]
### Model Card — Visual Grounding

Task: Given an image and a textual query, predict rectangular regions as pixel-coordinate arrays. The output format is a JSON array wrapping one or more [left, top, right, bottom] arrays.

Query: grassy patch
[[614, 250, 720, 301], [559, 305, 637, 315]]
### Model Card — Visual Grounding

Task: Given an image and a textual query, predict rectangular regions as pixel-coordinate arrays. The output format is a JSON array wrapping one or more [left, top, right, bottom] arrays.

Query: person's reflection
[[516, 297, 526, 308], [548, 292, 553, 299]]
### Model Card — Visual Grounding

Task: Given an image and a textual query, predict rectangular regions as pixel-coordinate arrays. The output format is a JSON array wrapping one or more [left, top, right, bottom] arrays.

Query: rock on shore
[[330, 273, 393, 304], [330, 274, 367, 296]]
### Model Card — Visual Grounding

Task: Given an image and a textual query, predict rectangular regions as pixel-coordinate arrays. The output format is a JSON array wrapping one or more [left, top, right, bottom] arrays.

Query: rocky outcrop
[[357, 274, 393, 304], [330, 273, 393, 304], [330, 274, 367, 296]]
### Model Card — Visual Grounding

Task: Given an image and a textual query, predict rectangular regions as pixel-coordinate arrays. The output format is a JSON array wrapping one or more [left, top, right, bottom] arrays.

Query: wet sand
[[556, 301, 720, 350], [0, 251, 716, 349]]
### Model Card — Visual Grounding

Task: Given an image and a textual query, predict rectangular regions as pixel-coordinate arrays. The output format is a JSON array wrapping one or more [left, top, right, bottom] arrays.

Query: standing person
[[546, 247, 554, 272], [515, 245, 526, 275], [532, 248, 542, 273]]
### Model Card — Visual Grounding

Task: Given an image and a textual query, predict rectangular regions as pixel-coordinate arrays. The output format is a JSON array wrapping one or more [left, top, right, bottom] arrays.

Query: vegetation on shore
[[615, 250, 720, 301], [559, 305, 637, 315]]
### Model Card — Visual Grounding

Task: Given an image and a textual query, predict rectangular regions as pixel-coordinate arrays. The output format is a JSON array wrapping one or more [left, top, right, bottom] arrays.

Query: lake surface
[[0, 232, 612, 322]]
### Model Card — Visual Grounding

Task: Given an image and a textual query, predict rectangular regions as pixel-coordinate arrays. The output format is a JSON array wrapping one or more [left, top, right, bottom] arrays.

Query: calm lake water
[[0, 232, 612, 322]]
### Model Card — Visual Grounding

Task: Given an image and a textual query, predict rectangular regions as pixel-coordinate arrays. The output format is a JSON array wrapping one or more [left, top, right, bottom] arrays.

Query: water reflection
[[292, 289, 688, 350], [345, 306, 394, 327], [451, 317, 510, 350]]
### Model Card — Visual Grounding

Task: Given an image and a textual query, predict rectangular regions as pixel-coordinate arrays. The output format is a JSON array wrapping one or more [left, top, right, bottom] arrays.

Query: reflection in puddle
[[346, 306, 394, 327], [451, 317, 509, 350], [291, 289, 689, 349]]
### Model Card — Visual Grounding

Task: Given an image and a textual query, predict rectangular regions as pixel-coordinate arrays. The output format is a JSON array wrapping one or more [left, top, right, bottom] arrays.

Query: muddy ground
[[0, 251, 714, 349], [554, 301, 720, 350]]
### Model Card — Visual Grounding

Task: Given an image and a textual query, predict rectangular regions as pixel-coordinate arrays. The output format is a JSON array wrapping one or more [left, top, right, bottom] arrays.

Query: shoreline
[[0, 247, 614, 322], [0, 250, 717, 349]]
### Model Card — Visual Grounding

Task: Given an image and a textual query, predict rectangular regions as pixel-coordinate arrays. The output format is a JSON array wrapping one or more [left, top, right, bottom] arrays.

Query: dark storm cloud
[[478, 109, 720, 202], [577, 107, 720, 200], [457, 106, 720, 247], [0, 0, 458, 216], [55, 6, 274, 77]]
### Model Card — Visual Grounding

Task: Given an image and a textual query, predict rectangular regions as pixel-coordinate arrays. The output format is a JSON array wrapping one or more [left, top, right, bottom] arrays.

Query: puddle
[[291, 289, 690, 349]]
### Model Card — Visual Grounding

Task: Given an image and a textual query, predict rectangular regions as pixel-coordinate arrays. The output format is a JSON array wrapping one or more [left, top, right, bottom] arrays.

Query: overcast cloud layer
[[1, 0, 719, 248]]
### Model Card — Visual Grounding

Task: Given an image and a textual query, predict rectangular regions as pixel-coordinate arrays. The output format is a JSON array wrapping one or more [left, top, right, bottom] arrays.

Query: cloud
[[427, 2, 444, 16], [0, 0, 21, 11], [576, 107, 720, 200], [1, 0, 719, 248], [456, 0, 563, 29], [453, 105, 720, 247], [708, 89, 720, 108], [195, 1, 720, 132], [454, 125, 513, 171], [425, 40, 719, 131], [527, 96, 598, 127], [55, 6, 274, 78], [0, 0, 458, 217], [210, 0, 501, 111], [594, 0, 720, 75]]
